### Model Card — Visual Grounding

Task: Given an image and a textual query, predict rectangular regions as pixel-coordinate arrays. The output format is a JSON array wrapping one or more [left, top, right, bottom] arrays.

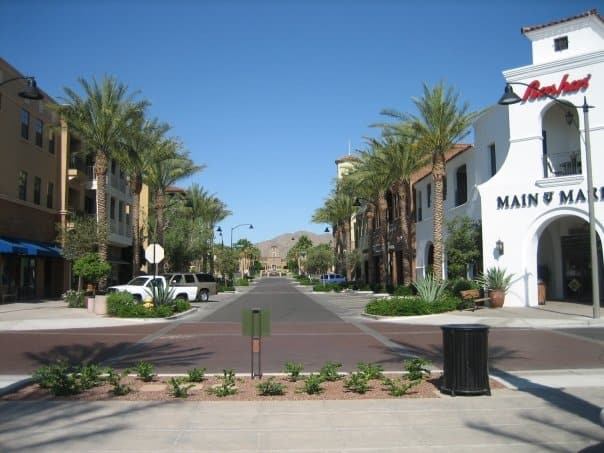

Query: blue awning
[[0, 236, 62, 257]]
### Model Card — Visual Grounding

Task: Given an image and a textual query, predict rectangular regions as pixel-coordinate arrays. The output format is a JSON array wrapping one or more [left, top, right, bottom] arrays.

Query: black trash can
[[440, 324, 490, 396]]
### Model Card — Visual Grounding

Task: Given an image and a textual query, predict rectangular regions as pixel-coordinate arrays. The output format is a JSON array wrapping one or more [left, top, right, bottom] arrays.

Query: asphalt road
[[0, 277, 603, 375]]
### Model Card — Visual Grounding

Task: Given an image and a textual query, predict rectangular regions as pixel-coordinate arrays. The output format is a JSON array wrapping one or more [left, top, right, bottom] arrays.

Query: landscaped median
[[1, 358, 505, 402]]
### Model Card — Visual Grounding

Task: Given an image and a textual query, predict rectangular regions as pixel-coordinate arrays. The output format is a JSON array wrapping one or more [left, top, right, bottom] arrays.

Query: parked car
[[319, 273, 347, 285], [107, 275, 198, 302], [163, 272, 217, 302]]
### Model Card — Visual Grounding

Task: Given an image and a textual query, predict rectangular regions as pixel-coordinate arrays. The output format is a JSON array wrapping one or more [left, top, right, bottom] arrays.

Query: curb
[[0, 377, 33, 397]]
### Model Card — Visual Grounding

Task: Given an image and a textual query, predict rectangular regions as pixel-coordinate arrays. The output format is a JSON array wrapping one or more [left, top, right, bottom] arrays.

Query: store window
[[20, 109, 29, 139], [33, 177, 41, 205], [455, 165, 467, 206], [35, 119, 43, 147], [18, 171, 27, 200]]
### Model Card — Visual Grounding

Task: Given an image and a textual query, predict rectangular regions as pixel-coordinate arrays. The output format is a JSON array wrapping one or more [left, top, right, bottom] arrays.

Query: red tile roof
[[411, 144, 473, 184], [521, 9, 603, 34]]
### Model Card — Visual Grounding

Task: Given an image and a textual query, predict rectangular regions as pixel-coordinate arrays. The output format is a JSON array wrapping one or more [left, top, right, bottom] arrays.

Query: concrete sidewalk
[[1, 387, 603, 452]]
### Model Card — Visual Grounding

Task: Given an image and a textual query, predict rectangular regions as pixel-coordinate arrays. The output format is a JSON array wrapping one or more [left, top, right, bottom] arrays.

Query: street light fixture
[[231, 223, 253, 248], [0, 76, 44, 100], [498, 82, 600, 319]]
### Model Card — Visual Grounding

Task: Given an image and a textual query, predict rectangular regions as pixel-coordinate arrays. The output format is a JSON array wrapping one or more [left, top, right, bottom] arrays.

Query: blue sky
[[1, 0, 597, 244]]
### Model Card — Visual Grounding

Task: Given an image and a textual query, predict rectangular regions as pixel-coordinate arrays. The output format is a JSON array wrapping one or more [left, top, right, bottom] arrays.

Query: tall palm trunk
[[432, 152, 446, 280], [95, 153, 109, 292], [378, 194, 388, 287], [398, 181, 413, 286], [155, 190, 166, 273], [366, 207, 375, 284], [344, 219, 351, 281], [129, 174, 143, 277]]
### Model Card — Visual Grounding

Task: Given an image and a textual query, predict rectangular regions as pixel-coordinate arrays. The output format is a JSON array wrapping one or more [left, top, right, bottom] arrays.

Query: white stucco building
[[417, 9, 604, 307]]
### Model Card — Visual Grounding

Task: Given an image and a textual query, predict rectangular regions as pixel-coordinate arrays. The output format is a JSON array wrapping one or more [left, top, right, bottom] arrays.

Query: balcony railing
[[544, 150, 582, 178]]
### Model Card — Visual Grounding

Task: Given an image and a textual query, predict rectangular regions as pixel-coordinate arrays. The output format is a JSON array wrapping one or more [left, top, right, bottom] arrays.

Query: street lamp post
[[498, 83, 600, 319], [0, 76, 44, 100], [230, 223, 253, 248]]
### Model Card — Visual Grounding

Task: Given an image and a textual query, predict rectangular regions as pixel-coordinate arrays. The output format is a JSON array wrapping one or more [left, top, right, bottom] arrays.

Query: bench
[[459, 289, 490, 311]]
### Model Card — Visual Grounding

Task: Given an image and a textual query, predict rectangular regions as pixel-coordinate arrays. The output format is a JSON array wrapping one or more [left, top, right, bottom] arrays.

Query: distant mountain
[[255, 231, 331, 258]]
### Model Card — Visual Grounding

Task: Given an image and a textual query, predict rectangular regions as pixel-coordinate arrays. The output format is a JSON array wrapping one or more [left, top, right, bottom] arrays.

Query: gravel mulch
[[1, 374, 505, 402]]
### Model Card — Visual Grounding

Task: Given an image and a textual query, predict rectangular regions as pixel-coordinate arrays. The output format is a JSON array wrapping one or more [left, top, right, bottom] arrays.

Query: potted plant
[[476, 267, 514, 308], [73, 253, 111, 314]]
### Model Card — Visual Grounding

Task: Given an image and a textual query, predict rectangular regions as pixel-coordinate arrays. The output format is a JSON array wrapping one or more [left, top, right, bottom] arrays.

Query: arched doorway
[[537, 215, 603, 302], [425, 243, 434, 278]]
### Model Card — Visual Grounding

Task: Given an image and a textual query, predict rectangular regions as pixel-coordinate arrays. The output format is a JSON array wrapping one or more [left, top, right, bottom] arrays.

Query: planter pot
[[488, 290, 506, 308], [93, 294, 107, 315]]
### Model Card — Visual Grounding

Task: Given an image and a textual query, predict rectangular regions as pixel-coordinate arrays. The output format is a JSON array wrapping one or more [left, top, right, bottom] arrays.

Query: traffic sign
[[145, 243, 164, 264]]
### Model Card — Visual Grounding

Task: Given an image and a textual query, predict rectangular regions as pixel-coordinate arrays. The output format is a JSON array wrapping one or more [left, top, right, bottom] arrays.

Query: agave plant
[[145, 284, 176, 306], [476, 267, 514, 293], [412, 273, 448, 303]]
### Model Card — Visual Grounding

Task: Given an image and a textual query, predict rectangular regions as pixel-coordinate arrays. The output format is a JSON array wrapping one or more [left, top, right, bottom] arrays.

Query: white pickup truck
[[108, 275, 198, 302]]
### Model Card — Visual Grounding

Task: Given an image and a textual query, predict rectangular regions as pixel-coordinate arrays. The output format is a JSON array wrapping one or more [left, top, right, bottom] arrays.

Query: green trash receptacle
[[440, 324, 490, 396]]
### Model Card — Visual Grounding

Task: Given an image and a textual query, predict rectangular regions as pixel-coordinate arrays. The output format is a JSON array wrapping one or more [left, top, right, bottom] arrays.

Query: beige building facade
[[1, 57, 140, 300]]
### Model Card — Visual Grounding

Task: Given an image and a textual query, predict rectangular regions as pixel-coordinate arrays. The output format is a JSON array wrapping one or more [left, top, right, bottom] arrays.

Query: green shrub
[[234, 278, 249, 286], [135, 361, 156, 382], [404, 358, 432, 381], [106, 368, 131, 396], [382, 377, 419, 397], [256, 377, 286, 396], [312, 283, 343, 292], [64, 290, 86, 308], [356, 362, 384, 380], [448, 278, 479, 296], [173, 299, 191, 313], [343, 372, 371, 394], [284, 361, 304, 382], [319, 361, 342, 382], [393, 285, 415, 297], [32, 360, 81, 396], [365, 294, 459, 316], [413, 274, 448, 303], [168, 377, 194, 398], [148, 284, 175, 306], [207, 369, 238, 397], [187, 367, 206, 383], [299, 374, 323, 395], [78, 363, 106, 389], [107, 291, 181, 318]]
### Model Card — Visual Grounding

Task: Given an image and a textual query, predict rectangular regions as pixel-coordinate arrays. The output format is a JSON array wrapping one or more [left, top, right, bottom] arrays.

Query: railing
[[544, 150, 582, 178]]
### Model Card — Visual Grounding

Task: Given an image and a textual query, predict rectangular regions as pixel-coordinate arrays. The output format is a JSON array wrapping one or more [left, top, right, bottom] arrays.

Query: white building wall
[[476, 13, 604, 307]]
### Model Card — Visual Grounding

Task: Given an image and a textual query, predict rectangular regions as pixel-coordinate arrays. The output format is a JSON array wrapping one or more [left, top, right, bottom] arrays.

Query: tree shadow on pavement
[[375, 330, 604, 450], [25, 341, 213, 372], [0, 400, 171, 451]]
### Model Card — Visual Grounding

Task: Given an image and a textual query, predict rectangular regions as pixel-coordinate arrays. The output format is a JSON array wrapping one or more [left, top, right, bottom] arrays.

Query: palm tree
[[312, 185, 355, 280], [348, 142, 393, 287], [145, 144, 205, 272], [186, 184, 231, 272], [382, 82, 480, 280], [378, 125, 426, 285], [57, 76, 148, 291], [118, 117, 171, 277]]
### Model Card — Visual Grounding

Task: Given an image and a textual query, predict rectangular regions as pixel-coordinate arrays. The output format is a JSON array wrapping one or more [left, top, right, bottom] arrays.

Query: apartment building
[[0, 57, 136, 300]]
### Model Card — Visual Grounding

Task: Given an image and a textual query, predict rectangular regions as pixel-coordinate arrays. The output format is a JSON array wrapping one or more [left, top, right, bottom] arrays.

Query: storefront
[[0, 236, 63, 300], [475, 10, 604, 307]]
